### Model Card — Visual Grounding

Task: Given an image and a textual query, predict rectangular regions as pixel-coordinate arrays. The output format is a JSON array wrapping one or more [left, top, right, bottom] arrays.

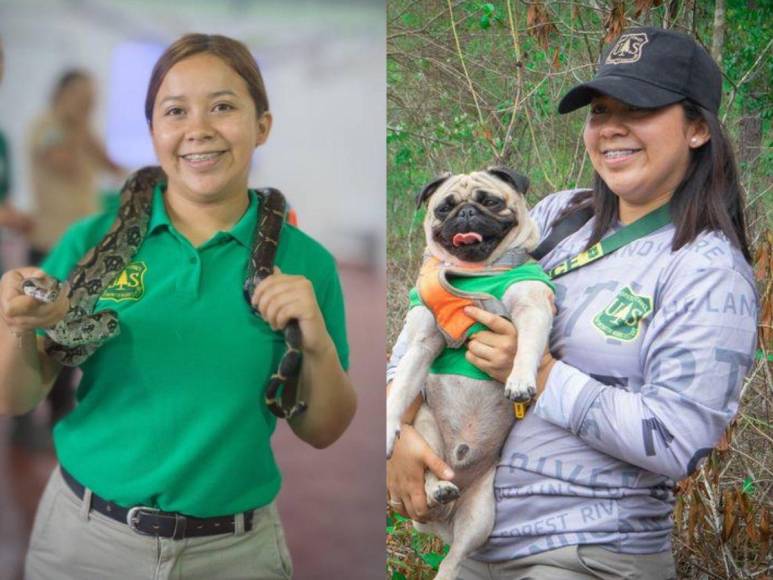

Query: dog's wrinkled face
[[418, 167, 539, 266]]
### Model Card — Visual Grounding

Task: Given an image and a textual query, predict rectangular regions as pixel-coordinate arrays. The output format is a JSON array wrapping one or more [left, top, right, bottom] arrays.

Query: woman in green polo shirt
[[0, 34, 355, 579]]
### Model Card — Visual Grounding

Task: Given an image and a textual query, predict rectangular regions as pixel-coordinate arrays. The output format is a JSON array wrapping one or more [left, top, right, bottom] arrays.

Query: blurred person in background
[[10, 68, 125, 449], [27, 68, 125, 263]]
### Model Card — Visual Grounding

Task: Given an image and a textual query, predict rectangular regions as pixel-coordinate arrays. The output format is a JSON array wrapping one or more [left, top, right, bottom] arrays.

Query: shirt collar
[[148, 183, 257, 249], [229, 190, 258, 248], [148, 183, 172, 233]]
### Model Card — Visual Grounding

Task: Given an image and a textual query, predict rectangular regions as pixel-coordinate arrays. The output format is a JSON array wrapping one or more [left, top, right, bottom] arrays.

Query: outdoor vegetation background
[[386, 1, 771, 578]]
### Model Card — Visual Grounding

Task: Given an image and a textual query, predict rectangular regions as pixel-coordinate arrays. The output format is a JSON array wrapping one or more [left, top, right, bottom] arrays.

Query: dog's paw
[[386, 424, 401, 459], [504, 373, 536, 402], [428, 481, 460, 507]]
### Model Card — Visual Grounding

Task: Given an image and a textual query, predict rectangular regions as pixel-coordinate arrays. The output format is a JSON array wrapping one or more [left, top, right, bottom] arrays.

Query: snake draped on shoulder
[[26, 165, 306, 419]]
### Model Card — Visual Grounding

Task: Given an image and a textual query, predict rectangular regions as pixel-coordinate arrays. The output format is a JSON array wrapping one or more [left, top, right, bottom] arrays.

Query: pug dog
[[386, 167, 554, 580]]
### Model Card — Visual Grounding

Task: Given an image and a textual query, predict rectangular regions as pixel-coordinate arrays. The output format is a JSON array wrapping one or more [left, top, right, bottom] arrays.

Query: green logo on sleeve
[[100, 262, 147, 302], [593, 286, 653, 341]]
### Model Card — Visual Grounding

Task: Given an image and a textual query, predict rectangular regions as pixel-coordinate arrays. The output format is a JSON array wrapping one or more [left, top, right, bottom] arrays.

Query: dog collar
[[421, 246, 532, 272]]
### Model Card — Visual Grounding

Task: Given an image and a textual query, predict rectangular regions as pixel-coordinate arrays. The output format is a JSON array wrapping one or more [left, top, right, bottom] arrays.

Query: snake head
[[21, 276, 63, 304]]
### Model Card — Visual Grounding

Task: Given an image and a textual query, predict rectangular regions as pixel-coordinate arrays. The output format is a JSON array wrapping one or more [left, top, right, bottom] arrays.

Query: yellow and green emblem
[[101, 262, 147, 302], [593, 286, 653, 341]]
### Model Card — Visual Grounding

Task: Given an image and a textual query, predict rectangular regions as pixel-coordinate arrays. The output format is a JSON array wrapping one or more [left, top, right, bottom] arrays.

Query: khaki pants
[[25, 468, 293, 580], [458, 544, 675, 580]]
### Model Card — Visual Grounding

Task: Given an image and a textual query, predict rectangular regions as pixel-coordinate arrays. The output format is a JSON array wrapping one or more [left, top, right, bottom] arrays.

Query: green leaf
[[480, 14, 491, 29], [419, 545, 448, 570], [391, 572, 407, 580], [387, 126, 404, 144], [395, 147, 413, 166], [742, 476, 756, 495], [419, 550, 447, 570], [755, 349, 773, 362], [400, 12, 419, 27]]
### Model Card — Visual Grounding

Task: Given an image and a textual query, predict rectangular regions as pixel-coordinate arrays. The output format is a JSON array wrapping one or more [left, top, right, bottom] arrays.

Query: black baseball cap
[[558, 27, 722, 114]]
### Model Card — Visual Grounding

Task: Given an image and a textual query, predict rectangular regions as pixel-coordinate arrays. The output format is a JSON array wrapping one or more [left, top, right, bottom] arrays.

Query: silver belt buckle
[[127, 506, 161, 535]]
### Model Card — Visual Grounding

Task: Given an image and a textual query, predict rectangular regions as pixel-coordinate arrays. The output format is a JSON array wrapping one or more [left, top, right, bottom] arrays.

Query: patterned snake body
[[244, 189, 306, 419], [22, 166, 306, 419]]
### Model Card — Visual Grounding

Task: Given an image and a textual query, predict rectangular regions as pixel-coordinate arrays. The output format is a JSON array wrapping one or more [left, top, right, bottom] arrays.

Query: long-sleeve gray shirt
[[388, 189, 758, 559]]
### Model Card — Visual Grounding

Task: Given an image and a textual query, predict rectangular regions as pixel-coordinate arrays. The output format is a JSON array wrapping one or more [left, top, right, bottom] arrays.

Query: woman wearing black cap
[[387, 26, 757, 579]]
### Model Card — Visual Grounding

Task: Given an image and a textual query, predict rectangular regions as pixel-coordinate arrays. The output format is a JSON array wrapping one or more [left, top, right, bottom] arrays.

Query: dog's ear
[[487, 166, 529, 195], [416, 172, 452, 209]]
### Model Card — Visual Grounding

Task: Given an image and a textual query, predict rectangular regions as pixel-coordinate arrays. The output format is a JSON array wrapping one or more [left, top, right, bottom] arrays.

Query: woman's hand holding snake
[[251, 267, 331, 357], [0, 268, 69, 336]]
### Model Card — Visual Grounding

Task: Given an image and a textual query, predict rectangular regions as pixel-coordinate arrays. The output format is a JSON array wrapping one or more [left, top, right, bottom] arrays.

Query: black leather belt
[[60, 467, 254, 539]]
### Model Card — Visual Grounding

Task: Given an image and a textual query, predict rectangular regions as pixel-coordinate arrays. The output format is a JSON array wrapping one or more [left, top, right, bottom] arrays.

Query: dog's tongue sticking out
[[452, 232, 483, 247]]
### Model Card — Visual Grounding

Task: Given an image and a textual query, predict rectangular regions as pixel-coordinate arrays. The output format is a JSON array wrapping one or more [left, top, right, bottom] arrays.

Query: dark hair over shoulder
[[556, 100, 752, 263], [144, 33, 269, 128]]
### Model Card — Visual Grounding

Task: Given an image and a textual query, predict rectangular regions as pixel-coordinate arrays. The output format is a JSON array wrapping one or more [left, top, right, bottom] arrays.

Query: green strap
[[547, 203, 672, 279]]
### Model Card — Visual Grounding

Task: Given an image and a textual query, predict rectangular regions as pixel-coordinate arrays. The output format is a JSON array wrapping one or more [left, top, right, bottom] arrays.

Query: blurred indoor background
[[0, 1, 385, 578]]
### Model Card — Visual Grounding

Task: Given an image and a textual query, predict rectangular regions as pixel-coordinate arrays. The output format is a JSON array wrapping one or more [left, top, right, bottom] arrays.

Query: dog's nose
[[455, 444, 470, 461], [457, 206, 477, 221]]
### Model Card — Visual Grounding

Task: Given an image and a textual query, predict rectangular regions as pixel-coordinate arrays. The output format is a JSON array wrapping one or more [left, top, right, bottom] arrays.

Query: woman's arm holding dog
[[387, 419, 454, 522], [387, 327, 454, 521], [466, 266, 758, 481], [465, 306, 556, 394], [532, 266, 757, 480], [386, 309, 552, 521]]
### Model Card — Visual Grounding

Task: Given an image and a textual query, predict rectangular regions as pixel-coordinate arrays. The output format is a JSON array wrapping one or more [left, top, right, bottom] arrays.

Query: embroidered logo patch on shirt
[[100, 262, 147, 302], [593, 286, 653, 341]]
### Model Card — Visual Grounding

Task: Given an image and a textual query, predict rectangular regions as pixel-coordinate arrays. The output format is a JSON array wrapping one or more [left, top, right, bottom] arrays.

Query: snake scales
[[21, 165, 306, 420]]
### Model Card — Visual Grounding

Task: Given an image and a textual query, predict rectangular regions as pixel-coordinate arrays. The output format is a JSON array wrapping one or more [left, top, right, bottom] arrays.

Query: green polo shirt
[[41, 184, 349, 517]]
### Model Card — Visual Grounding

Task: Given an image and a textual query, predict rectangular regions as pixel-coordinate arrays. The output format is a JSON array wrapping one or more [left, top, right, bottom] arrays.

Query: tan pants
[[458, 544, 676, 580], [25, 468, 293, 580]]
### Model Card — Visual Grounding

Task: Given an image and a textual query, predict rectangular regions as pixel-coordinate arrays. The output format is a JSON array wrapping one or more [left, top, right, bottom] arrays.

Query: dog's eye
[[482, 198, 503, 209], [435, 203, 453, 216]]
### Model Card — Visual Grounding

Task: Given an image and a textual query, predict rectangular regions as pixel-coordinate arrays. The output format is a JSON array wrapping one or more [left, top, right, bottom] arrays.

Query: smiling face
[[584, 95, 709, 221], [151, 53, 271, 205], [423, 170, 539, 267]]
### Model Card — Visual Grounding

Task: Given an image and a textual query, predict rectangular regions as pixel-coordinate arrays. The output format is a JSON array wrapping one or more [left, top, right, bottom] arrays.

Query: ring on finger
[[388, 497, 403, 507]]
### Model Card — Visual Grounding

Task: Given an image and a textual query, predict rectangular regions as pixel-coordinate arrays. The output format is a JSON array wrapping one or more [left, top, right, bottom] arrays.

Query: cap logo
[[605, 33, 649, 64]]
